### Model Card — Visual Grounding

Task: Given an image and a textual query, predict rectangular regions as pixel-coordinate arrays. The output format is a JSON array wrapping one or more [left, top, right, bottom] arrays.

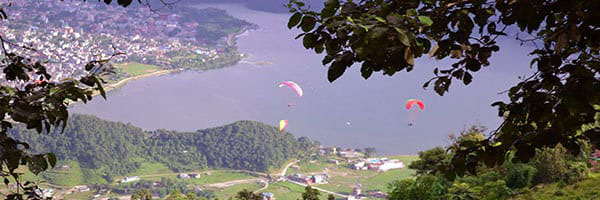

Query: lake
[[73, 3, 534, 154]]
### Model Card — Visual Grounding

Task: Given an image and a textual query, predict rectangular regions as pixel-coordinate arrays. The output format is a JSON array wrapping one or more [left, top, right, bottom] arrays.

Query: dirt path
[[205, 178, 264, 188]]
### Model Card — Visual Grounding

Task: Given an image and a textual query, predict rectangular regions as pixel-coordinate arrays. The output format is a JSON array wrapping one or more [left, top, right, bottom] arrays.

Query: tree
[[165, 190, 187, 200], [235, 189, 262, 200], [388, 175, 449, 200], [302, 186, 321, 200], [531, 144, 569, 184], [131, 189, 153, 200], [287, 0, 600, 178], [503, 162, 537, 189], [327, 194, 335, 200], [446, 183, 480, 200], [408, 146, 450, 175], [364, 147, 377, 157]]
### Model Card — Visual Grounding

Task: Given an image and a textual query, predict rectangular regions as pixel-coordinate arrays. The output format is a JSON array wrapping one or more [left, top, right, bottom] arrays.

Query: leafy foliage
[[389, 128, 594, 200], [235, 189, 262, 200], [287, 0, 600, 178], [131, 189, 153, 200], [531, 144, 569, 184], [503, 162, 537, 189], [408, 146, 449, 175], [302, 186, 321, 200]]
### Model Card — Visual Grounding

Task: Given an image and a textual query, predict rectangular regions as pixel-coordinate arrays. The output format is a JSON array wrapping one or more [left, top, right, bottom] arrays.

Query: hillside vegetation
[[9, 114, 316, 184], [513, 173, 600, 200]]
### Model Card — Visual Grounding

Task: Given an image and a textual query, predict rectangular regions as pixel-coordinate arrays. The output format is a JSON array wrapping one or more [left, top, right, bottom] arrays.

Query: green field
[[136, 170, 257, 186], [127, 161, 173, 177], [185, 171, 257, 185], [117, 62, 160, 76], [213, 183, 262, 200], [262, 182, 329, 200]]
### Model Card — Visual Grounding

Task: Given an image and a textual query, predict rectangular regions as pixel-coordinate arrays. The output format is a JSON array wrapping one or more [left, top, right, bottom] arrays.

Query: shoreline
[[91, 68, 181, 98], [94, 24, 256, 97]]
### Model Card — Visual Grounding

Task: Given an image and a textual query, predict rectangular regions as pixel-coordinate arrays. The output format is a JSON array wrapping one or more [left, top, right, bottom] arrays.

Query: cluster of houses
[[352, 158, 404, 171], [319, 147, 365, 159], [0, 0, 236, 85], [287, 173, 329, 185], [177, 173, 201, 179], [346, 184, 387, 200]]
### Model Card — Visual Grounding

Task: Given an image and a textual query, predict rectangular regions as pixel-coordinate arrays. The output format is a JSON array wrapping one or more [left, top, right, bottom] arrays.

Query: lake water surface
[[73, 3, 534, 154]]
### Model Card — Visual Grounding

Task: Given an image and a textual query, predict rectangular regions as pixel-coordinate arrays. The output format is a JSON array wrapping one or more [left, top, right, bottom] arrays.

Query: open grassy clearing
[[117, 62, 160, 76], [262, 181, 329, 200], [184, 171, 257, 185], [127, 161, 173, 177], [212, 183, 262, 200]]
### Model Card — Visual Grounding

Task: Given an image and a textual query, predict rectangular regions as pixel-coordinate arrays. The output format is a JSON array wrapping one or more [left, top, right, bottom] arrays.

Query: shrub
[[480, 180, 511, 200], [504, 163, 537, 189], [531, 144, 568, 184], [563, 161, 590, 184], [446, 182, 480, 200]]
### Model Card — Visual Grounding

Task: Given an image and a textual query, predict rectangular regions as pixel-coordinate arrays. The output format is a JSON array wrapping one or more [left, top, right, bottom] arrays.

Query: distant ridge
[[9, 114, 317, 182]]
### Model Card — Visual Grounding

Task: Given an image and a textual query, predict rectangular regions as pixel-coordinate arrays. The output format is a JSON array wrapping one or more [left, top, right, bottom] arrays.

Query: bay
[[73, 3, 533, 154]]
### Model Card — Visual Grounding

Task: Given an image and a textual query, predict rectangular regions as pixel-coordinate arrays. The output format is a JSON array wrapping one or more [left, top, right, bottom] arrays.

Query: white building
[[120, 176, 140, 183], [378, 161, 404, 171]]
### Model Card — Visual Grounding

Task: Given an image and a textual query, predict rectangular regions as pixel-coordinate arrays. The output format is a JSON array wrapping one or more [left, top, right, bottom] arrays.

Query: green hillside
[[9, 114, 317, 184], [513, 173, 600, 200]]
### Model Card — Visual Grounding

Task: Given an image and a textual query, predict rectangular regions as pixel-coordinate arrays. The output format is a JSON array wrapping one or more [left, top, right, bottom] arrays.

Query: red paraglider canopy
[[405, 99, 425, 110]]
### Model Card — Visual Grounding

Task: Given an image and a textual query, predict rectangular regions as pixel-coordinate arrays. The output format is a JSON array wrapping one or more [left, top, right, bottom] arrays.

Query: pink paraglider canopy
[[405, 99, 425, 110], [279, 81, 303, 97]]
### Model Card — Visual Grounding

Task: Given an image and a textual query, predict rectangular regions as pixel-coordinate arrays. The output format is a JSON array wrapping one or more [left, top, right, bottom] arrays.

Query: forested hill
[[9, 114, 316, 181]]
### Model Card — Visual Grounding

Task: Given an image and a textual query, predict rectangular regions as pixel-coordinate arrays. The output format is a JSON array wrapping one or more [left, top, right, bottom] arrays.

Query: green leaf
[[300, 16, 317, 32], [374, 16, 386, 23], [360, 64, 373, 79], [328, 62, 346, 82], [46, 153, 57, 168], [117, 0, 133, 7], [321, 4, 337, 18], [288, 13, 303, 29], [394, 27, 410, 46], [418, 16, 433, 26], [346, 16, 355, 24], [463, 72, 473, 85], [303, 33, 316, 49]]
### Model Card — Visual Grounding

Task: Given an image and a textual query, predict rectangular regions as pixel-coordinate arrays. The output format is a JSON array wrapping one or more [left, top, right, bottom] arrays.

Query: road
[[276, 160, 299, 177]]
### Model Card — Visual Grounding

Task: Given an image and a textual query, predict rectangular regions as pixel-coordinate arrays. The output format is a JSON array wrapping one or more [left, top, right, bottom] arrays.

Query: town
[[0, 1, 252, 84]]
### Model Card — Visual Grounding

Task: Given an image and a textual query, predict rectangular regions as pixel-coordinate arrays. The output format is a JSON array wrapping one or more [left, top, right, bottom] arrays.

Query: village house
[[262, 192, 275, 200], [351, 158, 405, 171], [178, 173, 201, 179], [74, 185, 90, 192], [327, 159, 340, 165], [311, 174, 328, 184], [120, 176, 140, 183], [338, 149, 364, 159]]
